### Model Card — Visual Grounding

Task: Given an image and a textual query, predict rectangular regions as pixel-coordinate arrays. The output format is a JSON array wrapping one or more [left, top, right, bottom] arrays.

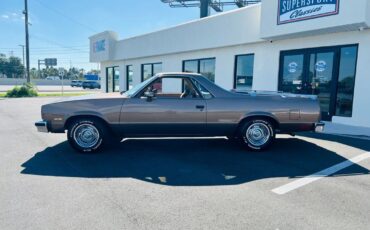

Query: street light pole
[[23, 0, 30, 83]]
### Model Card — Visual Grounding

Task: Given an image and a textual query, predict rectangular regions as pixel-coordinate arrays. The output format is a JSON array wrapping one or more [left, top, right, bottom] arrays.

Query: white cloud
[[1, 12, 27, 22]]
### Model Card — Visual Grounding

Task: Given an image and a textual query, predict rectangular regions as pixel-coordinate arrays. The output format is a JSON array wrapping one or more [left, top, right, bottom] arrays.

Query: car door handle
[[196, 105, 205, 110]]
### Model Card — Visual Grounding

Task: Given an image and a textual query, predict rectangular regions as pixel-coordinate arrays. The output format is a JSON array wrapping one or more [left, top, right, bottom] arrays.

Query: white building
[[89, 0, 370, 128]]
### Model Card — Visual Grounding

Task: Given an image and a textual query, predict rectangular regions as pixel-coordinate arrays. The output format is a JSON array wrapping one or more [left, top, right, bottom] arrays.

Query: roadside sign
[[58, 69, 65, 77], [45, 58, 57, 67]]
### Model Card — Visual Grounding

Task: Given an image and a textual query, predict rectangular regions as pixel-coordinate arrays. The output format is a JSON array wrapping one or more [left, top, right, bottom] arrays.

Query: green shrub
[[5, 83, 38, 98]]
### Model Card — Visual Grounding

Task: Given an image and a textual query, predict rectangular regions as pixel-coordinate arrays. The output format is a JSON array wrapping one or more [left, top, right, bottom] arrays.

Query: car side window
[[191, 79, 213, 99], [140, 77, 200, 99]]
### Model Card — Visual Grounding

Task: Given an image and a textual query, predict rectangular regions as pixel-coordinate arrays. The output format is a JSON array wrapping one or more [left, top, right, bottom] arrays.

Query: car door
[[120, 76, 207, 136]]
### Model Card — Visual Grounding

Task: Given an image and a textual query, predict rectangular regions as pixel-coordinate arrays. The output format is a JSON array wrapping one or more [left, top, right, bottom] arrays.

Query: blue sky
[[0, 0, 207, 70]]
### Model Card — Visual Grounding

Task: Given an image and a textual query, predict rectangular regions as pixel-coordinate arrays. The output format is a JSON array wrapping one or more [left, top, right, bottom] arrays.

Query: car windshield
[[123, 76, 154, 97]]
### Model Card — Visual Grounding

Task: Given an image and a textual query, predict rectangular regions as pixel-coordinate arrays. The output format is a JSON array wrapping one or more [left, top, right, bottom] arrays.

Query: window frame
[[233, 53, 255, 90]]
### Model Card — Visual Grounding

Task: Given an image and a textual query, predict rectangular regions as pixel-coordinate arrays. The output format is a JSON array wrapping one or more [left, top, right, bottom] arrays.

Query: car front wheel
[[67, 119, 107, 153], [239, 119, 275, 151]]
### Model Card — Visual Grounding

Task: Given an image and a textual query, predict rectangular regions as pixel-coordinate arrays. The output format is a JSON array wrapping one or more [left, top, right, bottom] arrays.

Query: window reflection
[[184, 60, 198, 73], [199, 59, 215, 82], [281, 54, 304, 94], [335, 46, 357, 117], [126, 65, 133, 90], [106, 66, 119, 92], [183, 58, 215, 82], [142, 63, 162, 81], [235, 54, 254, 90], [114, 69, 120, 92]]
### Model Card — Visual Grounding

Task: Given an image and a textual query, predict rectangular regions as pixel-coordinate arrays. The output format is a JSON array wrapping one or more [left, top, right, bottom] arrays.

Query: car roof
[[156, 72, 203, 78]]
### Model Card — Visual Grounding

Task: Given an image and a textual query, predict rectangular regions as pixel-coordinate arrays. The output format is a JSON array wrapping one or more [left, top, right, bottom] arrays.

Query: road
[[0, 97, 369, 230]]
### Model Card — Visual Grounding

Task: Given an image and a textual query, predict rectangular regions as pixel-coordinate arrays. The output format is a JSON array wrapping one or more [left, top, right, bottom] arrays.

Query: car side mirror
[[144, 91, 155, 101]]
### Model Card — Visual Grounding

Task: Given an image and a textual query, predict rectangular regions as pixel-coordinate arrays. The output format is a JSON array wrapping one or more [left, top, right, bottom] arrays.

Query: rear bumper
[[35, 121, 48, 133], [315, 122, 325, 133]]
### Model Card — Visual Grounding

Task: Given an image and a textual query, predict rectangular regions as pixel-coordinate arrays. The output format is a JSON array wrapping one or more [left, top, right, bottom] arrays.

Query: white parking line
[[272, 152, 370, 195]]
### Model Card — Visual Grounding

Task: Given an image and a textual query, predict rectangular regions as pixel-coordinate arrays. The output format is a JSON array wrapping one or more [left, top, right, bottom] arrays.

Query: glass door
[[279, 49, 338, 121], [280, 54, 305, 94], [307, 51, 336, 120], [279, 45, 358, 121]]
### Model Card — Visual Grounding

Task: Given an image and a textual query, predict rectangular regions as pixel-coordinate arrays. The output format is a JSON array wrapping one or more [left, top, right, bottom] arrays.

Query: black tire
[[67, 118, 110, 153], [239, 119, 275, 151]]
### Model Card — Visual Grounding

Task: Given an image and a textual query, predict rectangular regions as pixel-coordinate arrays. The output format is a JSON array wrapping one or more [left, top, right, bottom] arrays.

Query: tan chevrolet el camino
[[35, 73, 324, 153]]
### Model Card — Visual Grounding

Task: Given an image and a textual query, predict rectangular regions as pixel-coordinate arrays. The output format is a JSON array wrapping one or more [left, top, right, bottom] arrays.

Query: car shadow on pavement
[[21, 135, 370, 186]]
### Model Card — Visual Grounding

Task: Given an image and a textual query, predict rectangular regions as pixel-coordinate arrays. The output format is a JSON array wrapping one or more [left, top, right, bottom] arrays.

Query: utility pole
[[23, 0, 30, 83]]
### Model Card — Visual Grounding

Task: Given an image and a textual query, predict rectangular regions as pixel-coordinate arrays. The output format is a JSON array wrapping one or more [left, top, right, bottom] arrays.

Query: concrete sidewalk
[[323, 122, 370, 139]]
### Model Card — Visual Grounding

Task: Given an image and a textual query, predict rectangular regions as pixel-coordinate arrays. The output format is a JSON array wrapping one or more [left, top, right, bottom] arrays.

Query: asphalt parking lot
[[0, 97, 369, 230]]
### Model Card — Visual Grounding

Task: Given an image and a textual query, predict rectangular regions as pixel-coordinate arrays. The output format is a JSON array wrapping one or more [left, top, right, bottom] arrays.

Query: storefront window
[[106, 66, 119, 92], [106, 67, 114, 93], [126, 65, 133, 90], [142, 64, 152, 82], [279, 44, 358, 121], [153, 63, 162, 75], [183, 60, 198, 73], [234, 54, 254, 90], [114, 68, 120, 92], [141, 63, 162, 81], [182, 58, 216, 82], [199, 59, 215, 82], [335, 46, 358, 117]]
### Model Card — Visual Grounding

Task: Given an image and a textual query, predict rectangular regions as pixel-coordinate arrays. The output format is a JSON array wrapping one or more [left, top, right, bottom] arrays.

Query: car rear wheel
[[239, 119, 275, 151], [67, 119, 109, 153]]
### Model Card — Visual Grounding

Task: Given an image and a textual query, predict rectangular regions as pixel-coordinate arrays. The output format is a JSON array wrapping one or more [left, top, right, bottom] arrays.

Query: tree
[[30, 68, 38, 79], [87, 69, 101, 75], [8, 57, 25, 78], [0, 55, 25, 78], [40, 67, 58, 78]]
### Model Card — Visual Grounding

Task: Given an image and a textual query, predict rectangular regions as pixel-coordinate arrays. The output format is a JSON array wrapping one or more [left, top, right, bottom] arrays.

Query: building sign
[[93, 39, 106, 53], [278, 0, 340, 25]]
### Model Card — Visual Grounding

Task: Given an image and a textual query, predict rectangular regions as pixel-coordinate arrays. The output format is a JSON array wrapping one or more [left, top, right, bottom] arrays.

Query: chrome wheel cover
[[73, 124, 100, 149], [245, 122, 271, 147]]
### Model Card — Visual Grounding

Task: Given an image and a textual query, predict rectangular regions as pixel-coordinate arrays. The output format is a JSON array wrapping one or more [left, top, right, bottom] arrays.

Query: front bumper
[[315, 122, 325, 133], [35, 121, 48, 133]]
